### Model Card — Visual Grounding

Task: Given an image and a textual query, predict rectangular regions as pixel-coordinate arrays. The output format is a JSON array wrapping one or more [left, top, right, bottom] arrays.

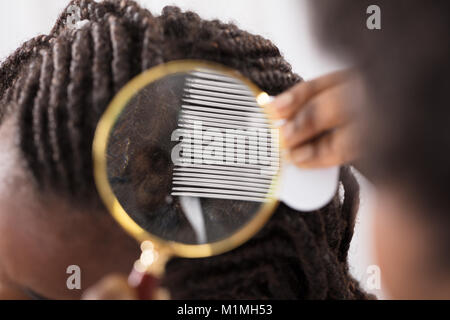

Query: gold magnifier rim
[[92, 60, 280, 258]]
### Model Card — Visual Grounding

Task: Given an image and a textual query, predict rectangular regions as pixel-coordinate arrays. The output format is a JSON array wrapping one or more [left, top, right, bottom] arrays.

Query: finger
[[281, 83, 352, 148], [267, 69, 352, 119], [289, 124, 360, 168], [81, 274, 138, 300]]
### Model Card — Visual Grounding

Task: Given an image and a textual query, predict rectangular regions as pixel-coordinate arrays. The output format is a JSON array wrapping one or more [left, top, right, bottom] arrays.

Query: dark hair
[[0, 0, 371, 299], [311, 0, 450, 266]]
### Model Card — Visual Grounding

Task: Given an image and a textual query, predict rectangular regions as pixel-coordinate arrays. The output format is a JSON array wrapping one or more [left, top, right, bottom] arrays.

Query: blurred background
[[0, 0, 382, 298]]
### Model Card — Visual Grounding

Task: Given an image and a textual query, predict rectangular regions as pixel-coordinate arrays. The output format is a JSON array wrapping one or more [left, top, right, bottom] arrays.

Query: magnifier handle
[[128, 267, 160, 300]]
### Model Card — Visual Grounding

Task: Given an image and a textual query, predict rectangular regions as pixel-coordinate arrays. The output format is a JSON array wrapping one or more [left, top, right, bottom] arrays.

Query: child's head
[[0, 0, 369, 299], [311, 0, 450, 299]]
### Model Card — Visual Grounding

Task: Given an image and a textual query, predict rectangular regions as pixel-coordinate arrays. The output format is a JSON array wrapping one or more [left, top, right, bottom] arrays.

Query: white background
[[0, 0, 382, 298]]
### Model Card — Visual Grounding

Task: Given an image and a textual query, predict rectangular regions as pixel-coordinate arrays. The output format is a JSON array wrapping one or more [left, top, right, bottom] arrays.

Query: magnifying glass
[[92, 60, 338, 299]]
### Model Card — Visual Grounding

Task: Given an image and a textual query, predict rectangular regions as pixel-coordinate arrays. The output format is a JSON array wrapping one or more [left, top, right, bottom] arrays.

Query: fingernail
[[272, 92, 293, 111], [281, 122, 295, 141], [291, 145, 314, 164]]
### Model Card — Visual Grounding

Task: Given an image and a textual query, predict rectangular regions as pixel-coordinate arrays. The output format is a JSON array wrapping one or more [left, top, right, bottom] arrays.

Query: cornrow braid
[[18, 58, 43, 183], [32, 48, 54, 183], [0, 0, 371, 299]]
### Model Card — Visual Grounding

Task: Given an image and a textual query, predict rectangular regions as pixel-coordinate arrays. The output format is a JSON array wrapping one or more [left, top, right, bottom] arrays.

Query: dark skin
[[0, 116, 140, 299], [268, 70, 365, 168]]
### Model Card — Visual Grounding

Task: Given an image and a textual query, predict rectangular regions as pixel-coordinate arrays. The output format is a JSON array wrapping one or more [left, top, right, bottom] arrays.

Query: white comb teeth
[[185, 88, 257, 102], [181, 104, 266, 118], [171, 70, 279, 203], [185, 80, 254, 96]]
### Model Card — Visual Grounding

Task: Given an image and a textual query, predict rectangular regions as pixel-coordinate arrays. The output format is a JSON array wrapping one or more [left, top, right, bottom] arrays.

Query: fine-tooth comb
[[171, 69, 278, 203], [171, 68, 339, 212]]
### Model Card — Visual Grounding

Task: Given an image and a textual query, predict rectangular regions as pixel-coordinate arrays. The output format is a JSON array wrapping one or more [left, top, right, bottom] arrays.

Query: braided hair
[[0, 0, 371, 299]]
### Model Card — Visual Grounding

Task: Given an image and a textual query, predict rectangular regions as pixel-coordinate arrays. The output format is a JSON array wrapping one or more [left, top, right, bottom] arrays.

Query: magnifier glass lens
[[105, 69, 278, 245]]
